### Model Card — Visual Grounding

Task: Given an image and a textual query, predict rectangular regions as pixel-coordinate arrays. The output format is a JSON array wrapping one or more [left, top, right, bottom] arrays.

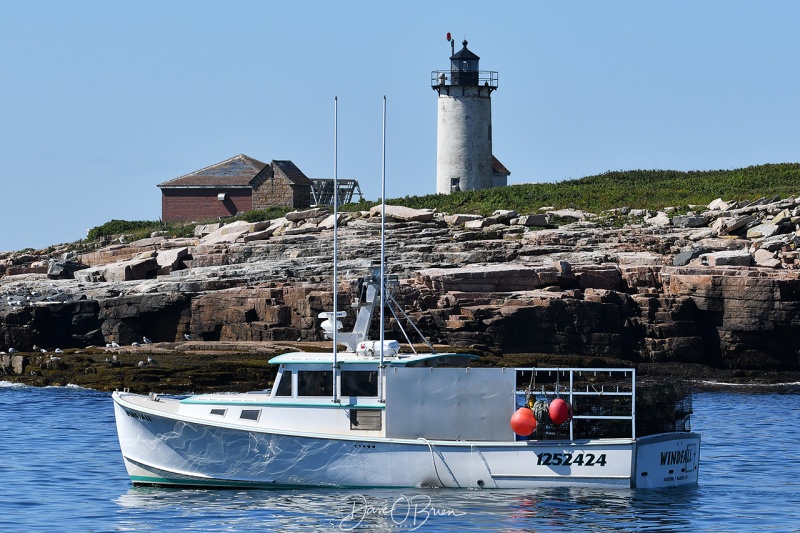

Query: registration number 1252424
[[536, 452, 607, 467]]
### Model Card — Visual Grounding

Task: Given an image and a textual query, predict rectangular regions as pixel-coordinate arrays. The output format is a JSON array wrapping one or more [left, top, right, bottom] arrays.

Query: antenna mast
[[379, 96, 387, 402], [332, 96, 340, 403]]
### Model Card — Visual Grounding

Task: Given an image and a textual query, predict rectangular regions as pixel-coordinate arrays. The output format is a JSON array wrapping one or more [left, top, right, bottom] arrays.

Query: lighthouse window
[[341, 371, 378, 397], [297, 371, 333, 397]]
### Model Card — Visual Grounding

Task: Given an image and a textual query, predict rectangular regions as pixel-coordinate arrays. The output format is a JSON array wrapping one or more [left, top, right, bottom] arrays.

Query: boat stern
[[632, 432, 700, 488]]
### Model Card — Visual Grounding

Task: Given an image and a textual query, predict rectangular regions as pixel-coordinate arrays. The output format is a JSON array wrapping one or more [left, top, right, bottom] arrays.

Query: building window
[[451, 178, 461, 192]]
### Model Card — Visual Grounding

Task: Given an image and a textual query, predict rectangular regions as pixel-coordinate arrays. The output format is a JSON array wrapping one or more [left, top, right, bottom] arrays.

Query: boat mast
[[379, 95, 387, 402], [332, 96, 340, 404]]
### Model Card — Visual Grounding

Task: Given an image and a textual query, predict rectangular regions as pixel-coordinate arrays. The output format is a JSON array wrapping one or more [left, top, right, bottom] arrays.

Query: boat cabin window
[[209, 408, 227, 416], [274, 371, 293, 397], [341, 371, 378, 397], [297, 370, 333, 397], [240, 409, 261, 421]]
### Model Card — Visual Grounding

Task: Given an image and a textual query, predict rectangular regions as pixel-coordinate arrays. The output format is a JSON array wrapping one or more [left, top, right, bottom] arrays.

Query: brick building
[[158, 154, 312, 223]]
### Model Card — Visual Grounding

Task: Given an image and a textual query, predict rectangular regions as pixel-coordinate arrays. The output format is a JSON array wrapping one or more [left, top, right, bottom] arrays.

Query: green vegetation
[[86, 219, 162, 241], [342, 163, 800, 215], [233, 206, 291, 223], [83, 163, 800, 245], [85, 207, 292, 244]]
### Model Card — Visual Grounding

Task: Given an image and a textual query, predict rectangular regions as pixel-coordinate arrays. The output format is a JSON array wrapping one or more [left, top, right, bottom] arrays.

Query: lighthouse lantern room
[[432, 35, 499, 194]]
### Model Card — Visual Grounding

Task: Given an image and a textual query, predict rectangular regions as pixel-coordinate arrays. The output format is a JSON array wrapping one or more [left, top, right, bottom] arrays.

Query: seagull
[[143, 337, 152, 344], [147, 356, 156, 365], [137, 360, 146, 368], [8, 348, 17, 354], [184, 334, 193, 341], [54, 348, 63, 354], [131, 342, 140, 347], [111, 341, 120, 348], [40, 348, 47, 353]]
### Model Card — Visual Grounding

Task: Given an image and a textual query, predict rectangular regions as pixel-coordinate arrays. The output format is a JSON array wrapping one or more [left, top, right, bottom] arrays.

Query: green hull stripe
[[130, 475, 275, 489], [129, 475, 413, 490], [180, 398, 384, 409]]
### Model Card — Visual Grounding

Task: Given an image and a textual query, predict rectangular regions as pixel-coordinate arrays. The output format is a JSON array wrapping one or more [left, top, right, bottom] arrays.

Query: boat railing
[[515, 367, 637, 441]]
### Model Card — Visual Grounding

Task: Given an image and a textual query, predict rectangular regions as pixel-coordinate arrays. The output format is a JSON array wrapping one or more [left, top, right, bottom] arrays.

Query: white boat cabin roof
[[268, 351, 479, 367]]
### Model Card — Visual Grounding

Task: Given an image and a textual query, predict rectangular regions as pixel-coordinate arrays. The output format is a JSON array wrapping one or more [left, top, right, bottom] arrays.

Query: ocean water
[[0, 383, 798, 532]]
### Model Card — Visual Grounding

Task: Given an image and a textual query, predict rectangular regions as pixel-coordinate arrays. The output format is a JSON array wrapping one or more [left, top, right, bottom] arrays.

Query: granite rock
[[4, 199, 800, 373]]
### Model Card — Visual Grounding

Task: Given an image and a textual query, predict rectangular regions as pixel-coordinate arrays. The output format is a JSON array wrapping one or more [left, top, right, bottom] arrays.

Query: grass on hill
[[343, 163, 800, 216], [84, 163, 800, 246], [85, 207, 293, 243]]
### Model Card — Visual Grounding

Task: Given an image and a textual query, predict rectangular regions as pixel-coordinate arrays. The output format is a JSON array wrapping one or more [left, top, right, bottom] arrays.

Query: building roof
[[158, 154, 269, 188], [272, 160, 313, 186], [492, 155, 510, 176]]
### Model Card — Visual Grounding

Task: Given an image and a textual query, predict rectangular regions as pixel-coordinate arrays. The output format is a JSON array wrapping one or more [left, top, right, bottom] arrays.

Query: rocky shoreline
[[3, 199, 800, 393], [2, 340, 798, 395]]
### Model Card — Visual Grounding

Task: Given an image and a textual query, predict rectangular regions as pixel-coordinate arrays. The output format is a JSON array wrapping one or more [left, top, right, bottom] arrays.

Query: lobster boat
[[112, 268, 700, 490]]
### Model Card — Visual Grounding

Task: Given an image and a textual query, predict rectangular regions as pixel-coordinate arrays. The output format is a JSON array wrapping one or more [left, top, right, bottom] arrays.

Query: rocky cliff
[[3, 199, 800, 381]]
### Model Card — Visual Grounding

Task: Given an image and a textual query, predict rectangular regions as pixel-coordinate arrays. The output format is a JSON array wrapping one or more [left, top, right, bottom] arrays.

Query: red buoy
[[549, 398, 571, 425], [510, 407, 537, 436]]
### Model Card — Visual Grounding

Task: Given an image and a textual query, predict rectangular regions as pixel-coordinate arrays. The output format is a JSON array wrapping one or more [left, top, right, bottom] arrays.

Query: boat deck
[[115, 392, 182, 416]]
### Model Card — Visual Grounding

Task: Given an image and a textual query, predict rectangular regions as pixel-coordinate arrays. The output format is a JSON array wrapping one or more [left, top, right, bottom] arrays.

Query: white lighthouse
[[432, 36, 499, 194]]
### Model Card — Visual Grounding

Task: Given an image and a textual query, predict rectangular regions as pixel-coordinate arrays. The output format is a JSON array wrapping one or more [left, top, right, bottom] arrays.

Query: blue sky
[[2, 1, 799, 251]]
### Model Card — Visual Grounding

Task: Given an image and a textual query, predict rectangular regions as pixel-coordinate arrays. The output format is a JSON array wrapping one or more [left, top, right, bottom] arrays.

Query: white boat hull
[[113, 392, 700, 489]]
